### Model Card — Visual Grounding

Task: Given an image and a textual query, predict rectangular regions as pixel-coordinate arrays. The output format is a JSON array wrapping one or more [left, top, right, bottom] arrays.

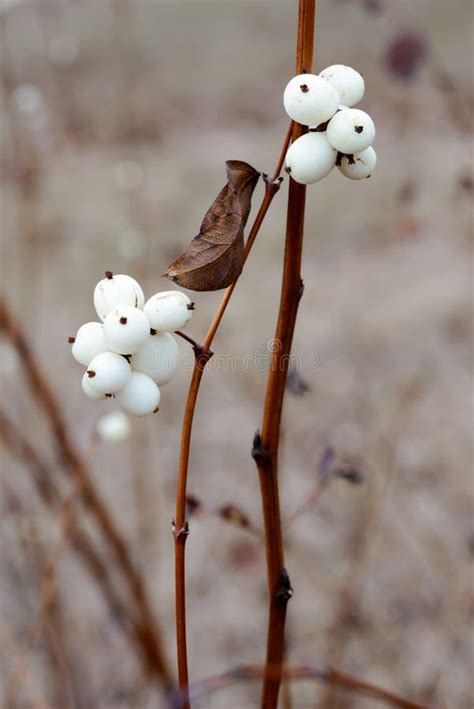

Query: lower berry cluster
[[69, 272, 193, 416]]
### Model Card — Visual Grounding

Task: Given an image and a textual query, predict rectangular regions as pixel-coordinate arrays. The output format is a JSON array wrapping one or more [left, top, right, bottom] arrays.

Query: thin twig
[[252, 2, 315, 706], [3, 483, 81, 707], [185, 494, 262, 538], [286, 447, 335, 529], [0, 408, 168, 695], [169, 662, 431, 709], [172, 125, 293, 705], [0, 295, 173, 691], [0, 621, 53, 709]]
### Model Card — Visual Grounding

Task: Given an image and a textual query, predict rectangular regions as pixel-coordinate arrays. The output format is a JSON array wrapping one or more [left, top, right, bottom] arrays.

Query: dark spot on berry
[[347, 154, 356, 165], [153, 406, 160, 413], [105, 270, 113, 280], [119, 316, 128, 325], [300, 83, 309, 93], [105, 393, 113, 398], [285, 166, 292, 174], [355, 125, 364, 133], [135, 295, 138, 307], [87, 370, 96, 378], [150, 328, 157, 335], [187, 302, 195, 311], [67, 336, 76, 344]]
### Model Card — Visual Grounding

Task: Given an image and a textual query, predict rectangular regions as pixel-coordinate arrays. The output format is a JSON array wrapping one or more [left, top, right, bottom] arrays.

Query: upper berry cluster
[[69, 272, 193, 416], [283, 64, 377, 184]]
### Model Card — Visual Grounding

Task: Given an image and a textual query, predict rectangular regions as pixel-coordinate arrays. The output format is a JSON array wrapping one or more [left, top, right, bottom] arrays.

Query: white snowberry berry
[[131, 331, 179, 386], [93, 272, 145, 321], [103, 306, 150, 355], [71, 322, 109, 366], [283, 74, 340, 127], [338, 146, 377, 180], [143, 291, 193, 333], [96, 411, 131, 442], [86, 351, 131, 395], [319, 65, 365, 107], [81, 371, 107, 400], [116, 372, 161, 416], [285, 132, 337, 185], [326, 108, 375, 154]]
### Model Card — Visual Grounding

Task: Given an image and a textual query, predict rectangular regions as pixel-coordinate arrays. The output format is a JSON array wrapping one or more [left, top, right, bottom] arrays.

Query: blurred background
[[0, 0, 472, 707]]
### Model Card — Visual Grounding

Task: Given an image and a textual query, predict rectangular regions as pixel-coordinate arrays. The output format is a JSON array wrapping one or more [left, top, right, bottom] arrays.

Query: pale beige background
[[0, 1, 472, 707]]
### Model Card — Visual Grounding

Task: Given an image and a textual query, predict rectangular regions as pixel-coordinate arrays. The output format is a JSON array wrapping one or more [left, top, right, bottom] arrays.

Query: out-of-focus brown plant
[[0, 297, 174, 699]]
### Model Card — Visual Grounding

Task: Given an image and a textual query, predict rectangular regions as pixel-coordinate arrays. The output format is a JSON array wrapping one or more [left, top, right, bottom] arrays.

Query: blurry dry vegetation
[[0, 0, 473, 707]]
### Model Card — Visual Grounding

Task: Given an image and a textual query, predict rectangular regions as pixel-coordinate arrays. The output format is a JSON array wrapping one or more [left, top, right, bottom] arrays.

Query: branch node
[[194, 345, 214, 367], [251, 430, 271, 465], [298, 278, 305, 300], [263, 172, 284, 194], [274, 568, 293, 606], [171, 519, 190, 541]]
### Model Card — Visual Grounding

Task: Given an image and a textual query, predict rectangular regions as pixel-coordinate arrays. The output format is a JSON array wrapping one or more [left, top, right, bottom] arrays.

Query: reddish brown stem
[[173, 126, 293, 705], [176, 662, 431, 709], [253, 2, 315, 707], [0, 297, 173, 692]]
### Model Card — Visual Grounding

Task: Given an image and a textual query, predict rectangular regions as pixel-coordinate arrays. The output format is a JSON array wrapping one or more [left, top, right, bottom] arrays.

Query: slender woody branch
[[170, 663, 430, 709], [173, 125, 293, 705], [252, 2, 316, 707]]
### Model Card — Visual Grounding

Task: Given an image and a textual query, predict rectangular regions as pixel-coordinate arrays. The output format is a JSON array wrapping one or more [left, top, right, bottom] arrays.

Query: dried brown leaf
[[164, 160, 260, 291]]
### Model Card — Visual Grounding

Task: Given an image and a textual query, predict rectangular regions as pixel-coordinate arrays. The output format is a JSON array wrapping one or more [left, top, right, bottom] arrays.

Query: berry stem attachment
[[172, 123, 293, 706], [174, 330, 202, 351]]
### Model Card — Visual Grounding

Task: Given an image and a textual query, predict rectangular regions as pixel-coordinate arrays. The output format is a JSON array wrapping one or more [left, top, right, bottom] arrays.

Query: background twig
[[0, 296, 173, 692], [171, 662, 431, 709]]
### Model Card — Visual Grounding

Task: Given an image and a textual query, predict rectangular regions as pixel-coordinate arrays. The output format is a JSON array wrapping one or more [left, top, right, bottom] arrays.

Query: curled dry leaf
[[164, 160, 260, 291]]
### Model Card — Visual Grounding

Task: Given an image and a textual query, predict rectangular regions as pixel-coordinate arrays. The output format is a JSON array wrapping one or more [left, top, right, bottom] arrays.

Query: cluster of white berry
[[283, 64, 377, 183], [69, 272, 193, 416]]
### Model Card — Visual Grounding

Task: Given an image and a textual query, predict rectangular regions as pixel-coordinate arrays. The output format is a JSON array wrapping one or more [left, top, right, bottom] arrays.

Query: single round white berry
[[143, 291, 193, 333], [131, 332, 179, 386], [338, 146, 377, 180], [319, 65, 365, 107], [103, 306, 150, 355], [96, 411, 131, 443], [116, 372, 161, 417], [71, 322, 109, 366], [93, 273, 145, 321], [285, 132, 337, 185], [283, 74, 340, 126], [86, 352, 131, 394], [326, 108, 375, 154], [81, 371, 107, 400]]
